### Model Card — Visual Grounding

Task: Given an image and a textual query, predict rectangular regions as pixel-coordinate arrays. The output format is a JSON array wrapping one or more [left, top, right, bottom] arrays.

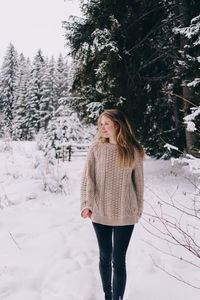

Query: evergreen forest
[[0, 0, 199, 159]]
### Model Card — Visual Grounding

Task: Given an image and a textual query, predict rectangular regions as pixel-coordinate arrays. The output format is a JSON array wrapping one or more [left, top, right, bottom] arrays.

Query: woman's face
[[100, 115, 118, 140]]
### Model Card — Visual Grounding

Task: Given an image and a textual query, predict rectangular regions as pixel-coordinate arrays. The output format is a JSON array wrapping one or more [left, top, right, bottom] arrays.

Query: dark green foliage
[[173, 0, 200, 153], [62, 0, 200, 158], [63, 0, 183, 157]]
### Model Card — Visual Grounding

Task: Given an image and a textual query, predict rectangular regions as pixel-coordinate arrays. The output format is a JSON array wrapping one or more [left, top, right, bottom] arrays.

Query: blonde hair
[[95, 109, 145, 168]]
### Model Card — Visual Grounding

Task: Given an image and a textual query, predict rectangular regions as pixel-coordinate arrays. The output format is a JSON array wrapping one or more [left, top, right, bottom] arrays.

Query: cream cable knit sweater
[[80, 140, 144, 226]]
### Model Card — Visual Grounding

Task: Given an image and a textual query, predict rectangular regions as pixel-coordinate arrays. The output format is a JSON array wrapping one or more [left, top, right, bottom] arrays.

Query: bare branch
[[9, 231, 21, 250], [150, 255, 200, 289], [126, 14, 184, 54], [142, 179, 200, 290], [143, 239, 200, 269]]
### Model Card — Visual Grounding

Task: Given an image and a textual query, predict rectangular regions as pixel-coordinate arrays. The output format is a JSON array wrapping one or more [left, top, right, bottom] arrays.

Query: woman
[[80, 109, 145, 300]]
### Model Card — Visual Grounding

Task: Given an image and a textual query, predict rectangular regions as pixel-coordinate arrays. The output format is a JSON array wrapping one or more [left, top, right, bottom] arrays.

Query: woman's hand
[[137, 210, 142, 217], [81, 208, 92, 219]]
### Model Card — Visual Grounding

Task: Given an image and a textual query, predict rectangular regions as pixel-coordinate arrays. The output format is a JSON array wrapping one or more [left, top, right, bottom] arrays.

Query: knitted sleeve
[[132, 150, 144, 216], [80, 143, 96, 215]]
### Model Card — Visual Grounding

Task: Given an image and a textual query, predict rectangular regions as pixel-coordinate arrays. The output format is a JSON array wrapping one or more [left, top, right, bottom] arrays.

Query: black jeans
[[92, 222, 134, 299]]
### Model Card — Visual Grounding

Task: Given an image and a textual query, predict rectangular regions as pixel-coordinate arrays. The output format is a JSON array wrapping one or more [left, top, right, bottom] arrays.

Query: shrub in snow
[[152, 121, 200, 289], [149, 87, 200, 286], [162, 141, 200, 195], [171, 153, 200, 195], [40, 162, 69, 194], [32, 151, 69, 194], [36, 106, 96, 164], [0, 113, 5, 138], [0, 128, 13, 153], [143, 177, 200, 289]]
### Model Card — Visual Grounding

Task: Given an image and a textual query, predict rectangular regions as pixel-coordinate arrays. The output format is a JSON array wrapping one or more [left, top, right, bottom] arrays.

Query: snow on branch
[[187, 78, 200, 88], [86, 102, 104, 119], [91, 28, 119, 53], [183, 106, 200, 132], [173, 14, 200, 42], [164, 143, 179, 151]]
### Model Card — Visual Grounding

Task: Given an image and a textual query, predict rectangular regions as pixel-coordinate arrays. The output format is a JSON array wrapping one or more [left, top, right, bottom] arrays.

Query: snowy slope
[[0, 141, 199, 300]]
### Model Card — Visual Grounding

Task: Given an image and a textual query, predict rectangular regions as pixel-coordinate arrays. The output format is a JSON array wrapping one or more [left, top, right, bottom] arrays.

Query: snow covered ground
[[0, 141, 199, 300]]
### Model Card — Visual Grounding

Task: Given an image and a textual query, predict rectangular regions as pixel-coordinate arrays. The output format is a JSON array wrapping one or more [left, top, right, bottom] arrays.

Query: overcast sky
[[0, 0, 82, 65]]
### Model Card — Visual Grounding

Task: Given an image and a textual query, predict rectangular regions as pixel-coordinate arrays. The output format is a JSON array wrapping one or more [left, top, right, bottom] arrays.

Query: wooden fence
[[55, 144, 90, 162]]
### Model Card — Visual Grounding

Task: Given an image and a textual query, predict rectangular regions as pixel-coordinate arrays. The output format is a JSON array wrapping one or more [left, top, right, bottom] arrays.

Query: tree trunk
[[179, 1, 198, 156], [182, 86, 198, 156]]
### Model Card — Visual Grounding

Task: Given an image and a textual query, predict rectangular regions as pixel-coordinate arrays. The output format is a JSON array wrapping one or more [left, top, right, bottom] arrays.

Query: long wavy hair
[[95, 109, 145, 168]]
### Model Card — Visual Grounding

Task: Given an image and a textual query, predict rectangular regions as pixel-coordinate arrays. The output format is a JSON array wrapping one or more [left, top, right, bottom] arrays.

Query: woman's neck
[[109, 137, 117, 145]]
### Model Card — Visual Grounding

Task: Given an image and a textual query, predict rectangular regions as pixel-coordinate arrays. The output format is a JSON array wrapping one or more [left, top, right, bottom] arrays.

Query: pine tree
[[172, 0, 200, 156], [141, 0, 186, 158], [12, 54, 31, 140], [26, 49, 45, 139], [63, 0, 183, 157], [0, 43, 18, 135], [40, 56, 57, 130], [55, 53, 69, 100], [180, 13, 200, 153]]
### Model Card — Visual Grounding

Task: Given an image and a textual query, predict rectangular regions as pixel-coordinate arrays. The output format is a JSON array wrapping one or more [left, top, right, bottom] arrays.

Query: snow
[[184, 121, 196, 132], [173, 14, 200, 40], [187, 78, 200, 87], [163, 143, 179, 151], [86, 102, 104, 119], [183, 106, 200, 132], [171, 154, 200, 178], [0, 141, 200, 300], [91, 28, 119, 53]]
